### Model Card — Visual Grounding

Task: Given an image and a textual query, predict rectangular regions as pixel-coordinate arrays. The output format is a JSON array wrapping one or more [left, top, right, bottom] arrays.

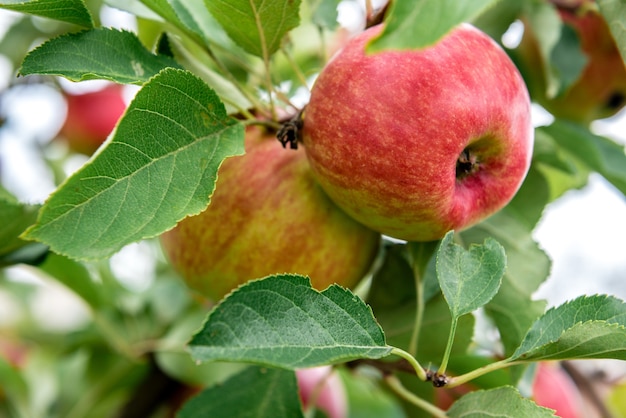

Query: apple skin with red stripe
[[302, 24, 533, 242]]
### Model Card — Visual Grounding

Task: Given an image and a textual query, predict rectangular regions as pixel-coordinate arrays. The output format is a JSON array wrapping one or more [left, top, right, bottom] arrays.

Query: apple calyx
[[456, 149, 480, 180], [277, 107, 305, 149]]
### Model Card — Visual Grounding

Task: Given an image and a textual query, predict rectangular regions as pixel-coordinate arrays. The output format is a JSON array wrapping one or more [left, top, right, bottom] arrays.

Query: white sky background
[[0, 4, 626, 317]]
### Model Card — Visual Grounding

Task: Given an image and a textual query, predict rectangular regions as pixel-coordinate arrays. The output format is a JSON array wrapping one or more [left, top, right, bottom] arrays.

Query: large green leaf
[[511, 295, 626, 361], [177, 366, 304, 418], [447, 386, 556, 417], [598, 0, 626, 66], [204, 0, 302, 58], [437, 231, 505, 319], [0, 0, 93, 28], [19, 28, 181, 84], [189, 274, 391, 369], [367, 0, 498, 52], [22, 68, 245, 260]]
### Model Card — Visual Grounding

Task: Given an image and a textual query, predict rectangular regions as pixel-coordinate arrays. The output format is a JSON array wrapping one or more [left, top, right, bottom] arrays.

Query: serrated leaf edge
[[512, 294, 626, 360]]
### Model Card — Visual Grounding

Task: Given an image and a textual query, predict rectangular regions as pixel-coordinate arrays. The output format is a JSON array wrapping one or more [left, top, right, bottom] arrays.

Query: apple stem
[[385, 375, 447, 418], [281, 44, 311, 93], [199, 43, 269, 116]]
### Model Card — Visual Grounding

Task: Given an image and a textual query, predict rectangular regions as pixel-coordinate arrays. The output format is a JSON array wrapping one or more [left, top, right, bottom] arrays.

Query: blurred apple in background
[[296, 366, 347, 418], [58, 83, 127, 155], [532, 362, 583, 418], [515, 1, 626, 123], [160, 126, 381, 302]]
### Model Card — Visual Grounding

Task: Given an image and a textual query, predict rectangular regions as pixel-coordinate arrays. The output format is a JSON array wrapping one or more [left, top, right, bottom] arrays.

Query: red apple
[[302, 24, 533, 242], [532, 362, 582, 418], [516, 2, 626, 123], [160, 126, 381, 301], [59, 84, 127, 155], [296, 366, 347, 418]]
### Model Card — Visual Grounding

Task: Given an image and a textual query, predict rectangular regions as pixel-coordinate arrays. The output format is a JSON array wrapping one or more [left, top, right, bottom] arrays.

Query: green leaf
[[204, 0, 302, 58], [598, 0, 626, 66], [447, 386, 556, 417], [533, 127, 590, 201], [511, 295, 626, 361], [0, 0, 93, 28], [177, 366, 304, 418], [461, 210, 550, 357], [367, 243, 440, 312], [140, 0, 214, 46], [0, 15, 47, 69], [471, 1, 523, 41], [367, 0, 498, 52], [533, 128, 578, 176], [22, 68, 245, 260], [550, 23, 588, 96], [170, 0, 232, 46], [367, 244, 474, 365], [189, 274, 391, 369], [541, 120, 626, 197], [521, 1, 563, 98], [437, 231, 505, 319], [19, 28, 182, 84], [311, 0, 339, 29], [504, 166, 551, 231]]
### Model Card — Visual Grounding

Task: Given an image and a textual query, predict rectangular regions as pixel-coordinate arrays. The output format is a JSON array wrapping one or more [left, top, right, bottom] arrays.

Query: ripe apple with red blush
[[515, 1, 626, 123], [160, 126, 381, 301], [302, 24, 533, 242], [532, 362, 583, 418], [59, 83, 127, 155]]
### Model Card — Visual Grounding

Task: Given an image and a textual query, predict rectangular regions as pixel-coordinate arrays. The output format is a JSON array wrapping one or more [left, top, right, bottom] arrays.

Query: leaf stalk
[[390, 347, 427, 381]]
